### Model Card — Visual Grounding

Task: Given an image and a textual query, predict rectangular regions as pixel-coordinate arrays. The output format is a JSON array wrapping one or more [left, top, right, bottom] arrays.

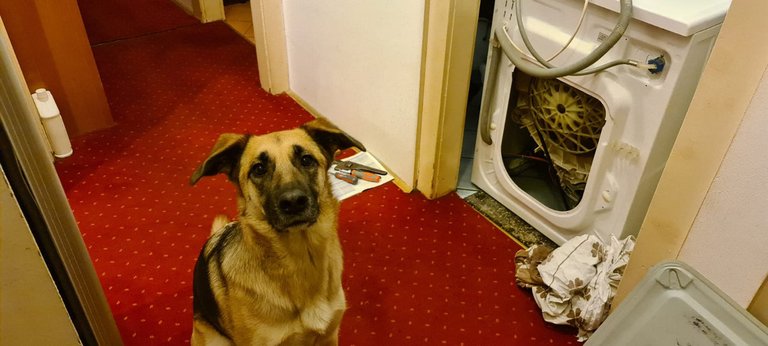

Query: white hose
[[500, 0, 634, 79]]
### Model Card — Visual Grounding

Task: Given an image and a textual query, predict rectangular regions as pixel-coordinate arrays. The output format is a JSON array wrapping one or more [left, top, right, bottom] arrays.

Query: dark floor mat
[[465, 190, 558, 249]]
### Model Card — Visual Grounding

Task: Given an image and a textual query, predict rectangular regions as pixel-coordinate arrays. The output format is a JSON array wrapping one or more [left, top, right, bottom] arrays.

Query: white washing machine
[[471, 0, 731, 244]]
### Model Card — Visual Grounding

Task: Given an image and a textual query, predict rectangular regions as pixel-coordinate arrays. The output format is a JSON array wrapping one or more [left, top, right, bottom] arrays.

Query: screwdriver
[[334, 171, 358, 185], [350, 169, 381, 183]]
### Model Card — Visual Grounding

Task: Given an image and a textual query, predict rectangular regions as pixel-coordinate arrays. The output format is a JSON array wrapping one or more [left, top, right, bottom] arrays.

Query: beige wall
[[677, 67, 768, 306], [0, 166, 81, 345], [615, 0, 768, 313]]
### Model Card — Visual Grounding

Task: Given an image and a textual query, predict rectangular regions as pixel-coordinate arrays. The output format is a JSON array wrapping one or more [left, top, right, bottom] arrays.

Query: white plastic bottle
[[32, 88, 73, 158]]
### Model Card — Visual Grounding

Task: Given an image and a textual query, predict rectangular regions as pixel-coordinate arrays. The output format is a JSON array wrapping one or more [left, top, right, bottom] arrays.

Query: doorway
[[455, 0, 494, 199], [222, 0, 255, 44], [451, 0, 558, 248]]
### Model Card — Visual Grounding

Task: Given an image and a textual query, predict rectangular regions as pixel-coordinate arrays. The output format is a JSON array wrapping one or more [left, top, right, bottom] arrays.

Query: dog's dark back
[[193, 222, 240, 338]]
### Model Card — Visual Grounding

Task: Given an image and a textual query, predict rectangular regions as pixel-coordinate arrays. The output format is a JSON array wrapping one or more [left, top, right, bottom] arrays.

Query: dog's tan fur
[[189, 119, 362, 345]]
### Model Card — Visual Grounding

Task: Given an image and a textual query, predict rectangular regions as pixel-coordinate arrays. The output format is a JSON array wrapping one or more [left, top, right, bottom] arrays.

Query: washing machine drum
[[514, 77, 606, 204], [528, 78, 605, 154]]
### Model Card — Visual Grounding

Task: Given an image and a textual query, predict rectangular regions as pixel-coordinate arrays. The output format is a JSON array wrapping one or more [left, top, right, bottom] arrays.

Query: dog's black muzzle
[[267, 183, 319, 231]]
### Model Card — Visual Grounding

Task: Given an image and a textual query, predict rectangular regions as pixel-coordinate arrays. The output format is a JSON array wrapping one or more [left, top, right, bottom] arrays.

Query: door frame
[[415, 0, 480, 199], [250, 0, 289, 94], [189, 0, 225, 23], [0, 18, 122, 345]]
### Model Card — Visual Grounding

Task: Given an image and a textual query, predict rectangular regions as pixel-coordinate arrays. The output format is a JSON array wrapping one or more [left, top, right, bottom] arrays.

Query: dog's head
[[190, 118, 364, 231]]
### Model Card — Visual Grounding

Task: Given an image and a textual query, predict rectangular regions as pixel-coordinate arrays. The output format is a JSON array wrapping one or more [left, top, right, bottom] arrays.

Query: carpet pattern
[[77, 0, 199, 44], [58, 5, 580, 344]]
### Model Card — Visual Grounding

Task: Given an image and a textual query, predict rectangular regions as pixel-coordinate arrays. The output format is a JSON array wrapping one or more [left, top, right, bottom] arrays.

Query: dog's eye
[[300, 154, 316, 167], [251, 163, 267, 177]]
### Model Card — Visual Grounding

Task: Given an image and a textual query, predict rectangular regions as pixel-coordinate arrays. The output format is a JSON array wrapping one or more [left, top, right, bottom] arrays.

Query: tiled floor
[[224, 2, 254, 44], [456, 91, 482, 199]]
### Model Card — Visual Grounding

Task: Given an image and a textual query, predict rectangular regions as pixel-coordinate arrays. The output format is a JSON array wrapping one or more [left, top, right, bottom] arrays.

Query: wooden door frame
[[415, 0, 480, 199], [250, 0, 289, 94], [190, 0, 224, 23]]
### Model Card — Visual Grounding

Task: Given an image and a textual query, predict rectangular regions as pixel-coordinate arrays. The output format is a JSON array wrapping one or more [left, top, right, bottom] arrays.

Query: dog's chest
[[298, 289, 345, 333], [225, 224, 345, 340], [282, 240, 345, 333], [235, 262, 344, 340]]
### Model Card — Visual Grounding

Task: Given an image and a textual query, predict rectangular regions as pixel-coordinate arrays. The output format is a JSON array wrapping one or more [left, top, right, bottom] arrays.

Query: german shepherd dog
[[189, 118, 363, 345]]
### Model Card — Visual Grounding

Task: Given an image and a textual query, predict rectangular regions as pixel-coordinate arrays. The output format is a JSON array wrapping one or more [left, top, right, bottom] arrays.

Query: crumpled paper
[[516, 234, 635, 341]]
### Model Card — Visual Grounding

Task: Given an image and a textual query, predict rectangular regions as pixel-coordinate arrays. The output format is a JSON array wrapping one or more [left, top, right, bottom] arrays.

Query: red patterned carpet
[[58, 5, 580, 345]]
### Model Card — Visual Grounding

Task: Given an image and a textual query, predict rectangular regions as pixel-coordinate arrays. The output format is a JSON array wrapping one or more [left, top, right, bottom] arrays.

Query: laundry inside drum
[[500, 69, 606, 211]]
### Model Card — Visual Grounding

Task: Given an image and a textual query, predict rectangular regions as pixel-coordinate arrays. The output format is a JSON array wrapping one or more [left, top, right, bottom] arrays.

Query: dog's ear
[[301, 117, 365, 164], [190, 133, 249, 185]]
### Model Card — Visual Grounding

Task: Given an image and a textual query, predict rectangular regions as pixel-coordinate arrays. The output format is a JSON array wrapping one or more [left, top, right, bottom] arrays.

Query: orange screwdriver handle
[[351, 170, 381, 183], [334, 171, 358, 185]]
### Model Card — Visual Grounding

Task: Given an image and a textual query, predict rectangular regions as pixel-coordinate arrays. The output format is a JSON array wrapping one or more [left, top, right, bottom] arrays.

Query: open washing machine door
[[471, 0, 731, 245]]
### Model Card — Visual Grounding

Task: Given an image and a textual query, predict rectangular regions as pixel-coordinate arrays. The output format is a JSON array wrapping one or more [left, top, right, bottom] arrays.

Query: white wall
[[283, 0, 425, 187], [678, 68, 768, 306]]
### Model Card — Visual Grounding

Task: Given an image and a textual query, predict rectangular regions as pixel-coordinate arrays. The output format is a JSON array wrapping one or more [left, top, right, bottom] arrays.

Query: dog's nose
[[277, 189, 309, 215]]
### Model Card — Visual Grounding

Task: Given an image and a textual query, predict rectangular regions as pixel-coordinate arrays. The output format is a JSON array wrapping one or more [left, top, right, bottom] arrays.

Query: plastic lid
[[35, 88, 49, 102], [586, 261, 768, 345], [591, 0, 732, 37]]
